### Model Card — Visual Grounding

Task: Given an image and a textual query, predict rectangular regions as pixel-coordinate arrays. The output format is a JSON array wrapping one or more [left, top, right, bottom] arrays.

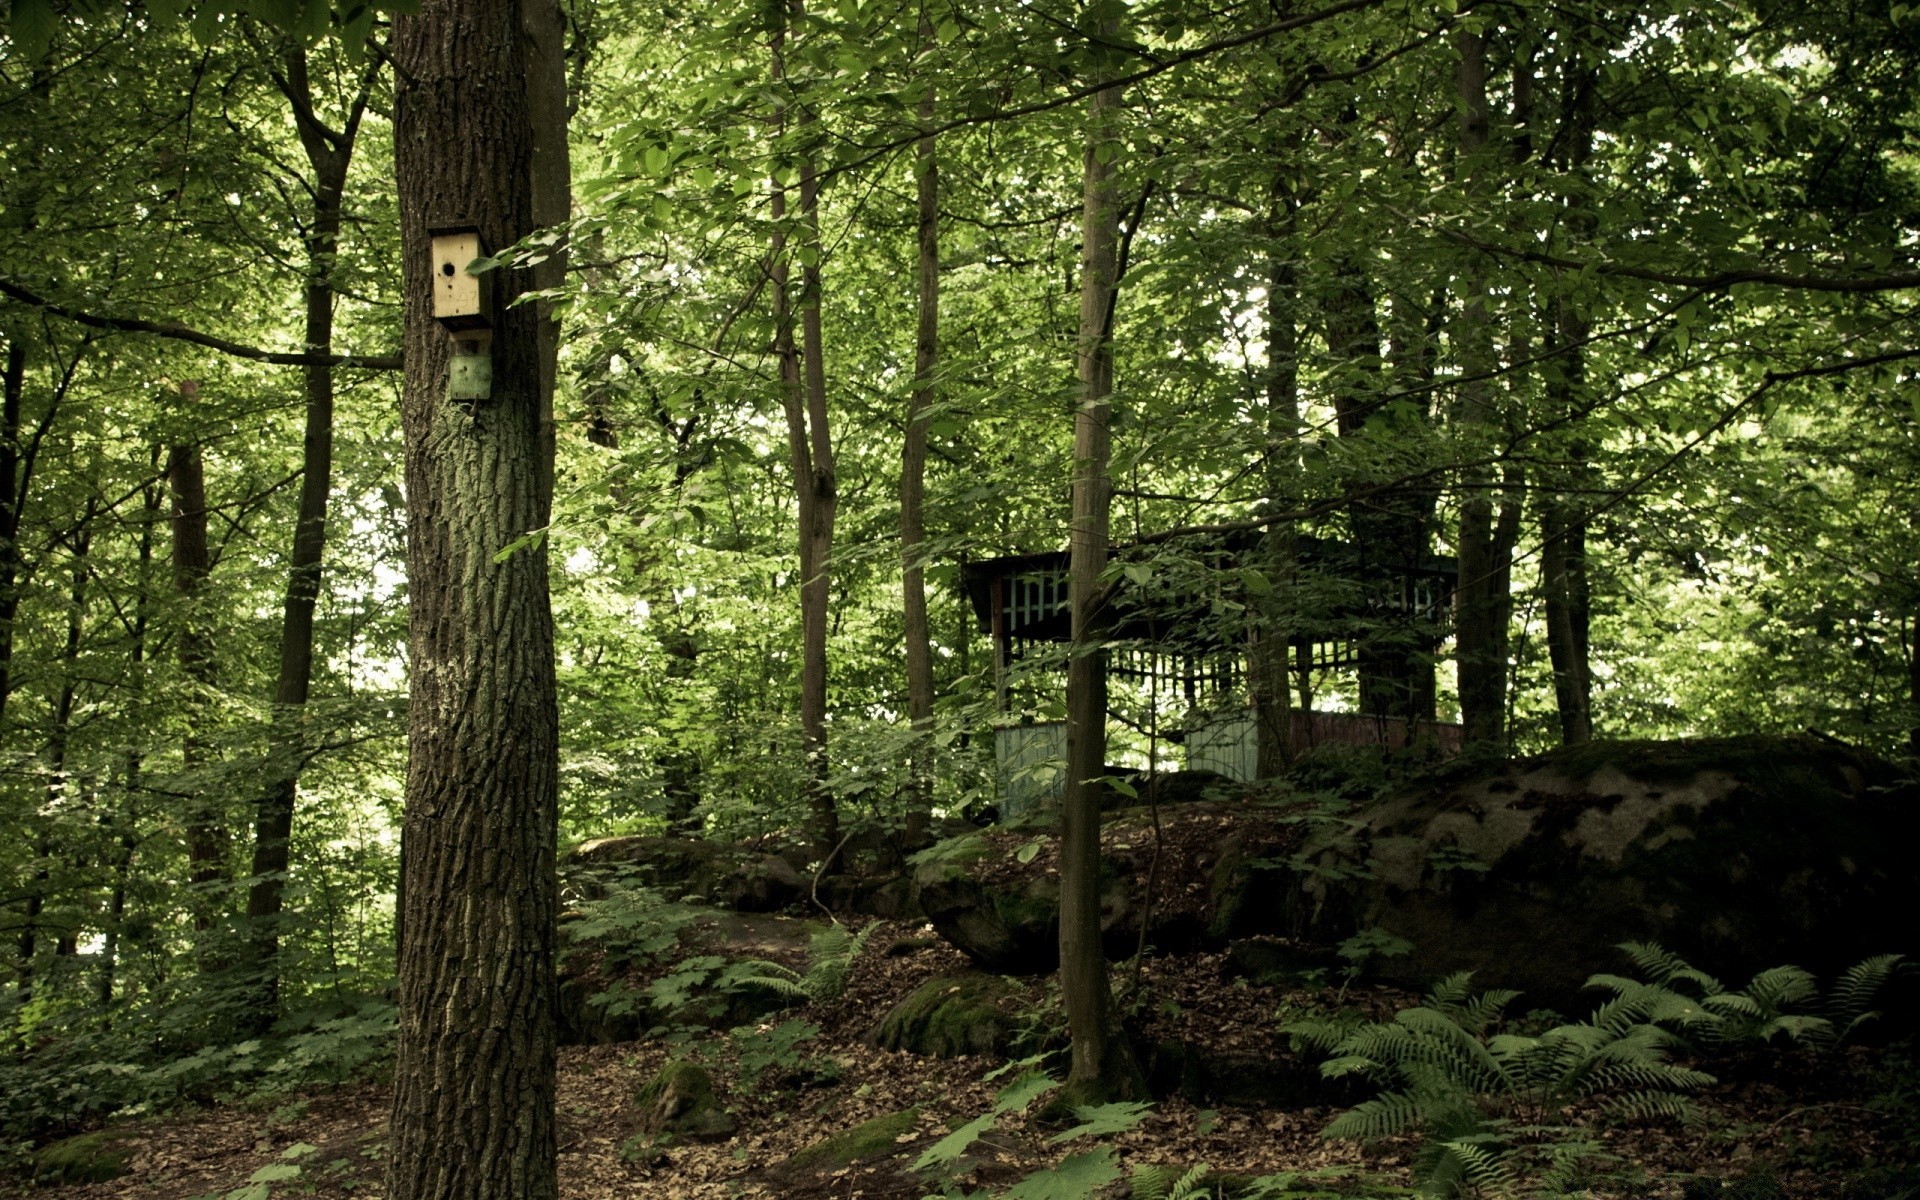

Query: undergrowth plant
[[916, 1063, 1406, 1200], [1601, 943, 1907, 1052], [726, 921, 880, 1004], [1288, 945, 1908, 1198], [1286, 973, 1710, 1198]]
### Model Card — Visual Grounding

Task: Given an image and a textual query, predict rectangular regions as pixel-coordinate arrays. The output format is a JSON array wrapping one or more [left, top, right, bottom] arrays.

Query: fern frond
[[1619, 942, 1724, 996], [1432, 1136, 1519, 1199], [1830, 954, 1905, 1042], [1601, 1088, 1699, 1124], [1741, 965, 1819, 1011], [1323, 1090, 1427, 1142]]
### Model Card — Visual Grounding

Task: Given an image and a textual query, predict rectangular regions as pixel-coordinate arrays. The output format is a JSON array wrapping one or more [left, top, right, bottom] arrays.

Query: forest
[[1, 0, 1918, 1196]]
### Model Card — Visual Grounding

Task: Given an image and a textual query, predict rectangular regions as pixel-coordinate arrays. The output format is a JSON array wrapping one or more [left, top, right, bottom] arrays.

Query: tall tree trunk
[[0, 340, 24, 733], [243, 44, 377, 1033], [770, 2, 840, 865], [1909, 593, 1920, 759], [99, 477, 158, 1012], [386, 0, 569, 1192], [168, 442, 226, 933], [1542, 50, 1597, 746], [1254, 197, 1297, 777], [1451, 25, 1509, 751], [18, 514, 89, 1008], [900, 21, 938, 839], [1059, 20, 1143, 1104]]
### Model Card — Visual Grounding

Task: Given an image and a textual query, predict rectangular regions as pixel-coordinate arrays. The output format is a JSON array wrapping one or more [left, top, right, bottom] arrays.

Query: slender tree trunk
[[1059, 23, 1143, 1104], [1254, 198, 1297, 777], [770, 3, 840, 864], [1542, 53, 1596, 746], [243, 45, 376, 1032], [1451, 25, 1508, 751], [1909, 593, 1919, 759], [99, 479, 157, 1012], [0, 340, 24, 733], [18, 516, 89, 1008], [900, 23, 938, 838], [168, 442, 226, 933], [386, 0, 569, 1192]]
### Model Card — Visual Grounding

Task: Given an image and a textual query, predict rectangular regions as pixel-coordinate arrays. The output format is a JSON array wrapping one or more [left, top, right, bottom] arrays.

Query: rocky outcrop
[[867, 975, 1015, 1058], [1285, 735, 1920, 1000], [909, 802, 1311, 973], [571, 835, 807, 912], [635, 1061, 736, 1142], [33, 1131, 135, 1184]]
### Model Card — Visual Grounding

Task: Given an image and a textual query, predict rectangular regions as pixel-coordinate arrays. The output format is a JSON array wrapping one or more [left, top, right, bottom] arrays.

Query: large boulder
[[570, 835, 806, 912], [867, 974, 1015, 1058], [635, 1061, 736, 1142], [910, 802, 1311, 973], [33, 1131, 135, 1185], [1285, 735, 1920, 1001]]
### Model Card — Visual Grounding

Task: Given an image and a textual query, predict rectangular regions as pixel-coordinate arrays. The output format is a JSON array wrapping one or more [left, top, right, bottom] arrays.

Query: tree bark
[[0, 340, 24, 733], [386, 0, 569, 1193], [900, 20, 938, 838], [770, 2, 840, 864], [168, 442, 226, 933], [16, 516, 87, 1006], [1451, 25, 1509, 751], [1542, 49, 1597, 746], [1059, 21, 1143, 1104], [99, 477, 158, 1012], [1254, 197, 1297, 777], [244, 45, 377, 1030]]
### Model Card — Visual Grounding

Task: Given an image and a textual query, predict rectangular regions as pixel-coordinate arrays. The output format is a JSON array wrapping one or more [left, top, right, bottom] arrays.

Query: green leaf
[[492, 528, 548, 563], [1003, 1148, 1122, 1200], [280, 1143, 319, 1159], [1047, 1100, 1153, 1142], [913, 1112, 996, 1170], [10, 0, 58, 59], [992, 1071, 1058, 1113], [249, 1163, 303, 1183], [1015, 839, 1042, 864]]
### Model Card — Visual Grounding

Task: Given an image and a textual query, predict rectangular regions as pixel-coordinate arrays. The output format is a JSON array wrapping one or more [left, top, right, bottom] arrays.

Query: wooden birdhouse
[[429, 225, 492, 330]]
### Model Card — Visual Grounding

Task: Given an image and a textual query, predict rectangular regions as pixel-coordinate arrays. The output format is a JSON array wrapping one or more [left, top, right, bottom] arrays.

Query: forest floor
[[10, 921, 1918, 1200]]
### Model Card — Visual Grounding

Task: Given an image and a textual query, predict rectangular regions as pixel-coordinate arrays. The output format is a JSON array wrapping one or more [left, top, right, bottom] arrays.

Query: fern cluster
[[727, 920, 879, 1004], [1287, 972, 1707, 1197], [1602, 943, 1905, 1053], [1289, 945, 1908, 1198]]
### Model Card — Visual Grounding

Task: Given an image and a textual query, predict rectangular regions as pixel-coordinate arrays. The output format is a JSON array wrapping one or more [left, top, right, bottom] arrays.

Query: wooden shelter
[[960, 533, 1463, 813]]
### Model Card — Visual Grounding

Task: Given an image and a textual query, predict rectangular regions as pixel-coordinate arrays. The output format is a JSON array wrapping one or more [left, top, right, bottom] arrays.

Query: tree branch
[[0, 276, 402, 370]]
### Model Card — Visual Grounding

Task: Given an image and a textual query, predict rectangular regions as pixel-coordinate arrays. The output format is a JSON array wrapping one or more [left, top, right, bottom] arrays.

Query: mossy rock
[[569, 835, 805, 912], [1289, 734, 1920, 1001], [33, 1131, 135, 1184], [635, 1060, 736, 1142], [867, 974, 1013, 1057], [784, 1107, 919, 1170]]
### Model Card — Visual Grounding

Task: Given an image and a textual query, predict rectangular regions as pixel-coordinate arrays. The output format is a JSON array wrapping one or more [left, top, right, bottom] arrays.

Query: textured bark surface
[[1451, 25, 1510, 751], [1060, 38, 1141, 1100], [900, 37, 938, 836], [770, 5, 840, 864], [168, 443, 226, 930], [1254, 200, 1296, 778], [386, 0, 568, 1194], [0, 341, 23, 730]]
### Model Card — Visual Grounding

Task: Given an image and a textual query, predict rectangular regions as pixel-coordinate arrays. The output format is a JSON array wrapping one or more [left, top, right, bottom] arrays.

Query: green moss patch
[[635, 1060, 736, 1142], [785, 1106, 919, 1170], [867, 975, 1013, 1058], [33, 1130, 135, 1184]]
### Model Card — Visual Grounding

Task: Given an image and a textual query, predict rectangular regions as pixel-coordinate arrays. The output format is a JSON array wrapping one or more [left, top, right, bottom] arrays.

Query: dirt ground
[[11, 921, 1916, 1200]]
